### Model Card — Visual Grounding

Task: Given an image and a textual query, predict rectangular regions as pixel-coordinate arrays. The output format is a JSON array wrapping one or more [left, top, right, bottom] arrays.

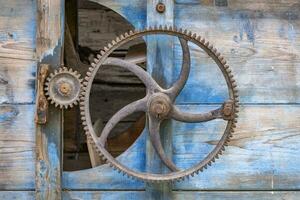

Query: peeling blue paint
[[0, 106, 19, 123], [237, 12, 255, 44], [121, 4, 146, 30]]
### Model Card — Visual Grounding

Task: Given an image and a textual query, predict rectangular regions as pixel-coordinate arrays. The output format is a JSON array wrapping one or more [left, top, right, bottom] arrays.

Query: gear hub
[[80, 26, 239, 182]]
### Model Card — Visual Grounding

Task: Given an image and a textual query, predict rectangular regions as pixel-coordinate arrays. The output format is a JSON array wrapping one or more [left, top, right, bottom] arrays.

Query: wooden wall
[[0, 0, 36, 190], [0, 0, 300, 199]]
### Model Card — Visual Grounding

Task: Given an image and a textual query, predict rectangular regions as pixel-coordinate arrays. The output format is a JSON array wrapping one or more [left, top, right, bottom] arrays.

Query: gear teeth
[[78, 26, 239, 183], [45, 67, 82, 110]]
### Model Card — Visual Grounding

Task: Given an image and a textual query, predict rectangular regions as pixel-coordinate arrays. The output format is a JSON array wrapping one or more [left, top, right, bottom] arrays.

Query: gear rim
[[80, 26, 239, 182], [45, 67, 82, 109]]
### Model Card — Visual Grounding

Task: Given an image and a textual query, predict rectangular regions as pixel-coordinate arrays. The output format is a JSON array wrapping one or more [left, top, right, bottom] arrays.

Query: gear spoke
[[166, 38, 191, 100], [171, 105, 223, 123], [80, 26, 239, 182], [148, 115, 179, 172], [99, 98, 148, 146], [104, 57, 160, 92]]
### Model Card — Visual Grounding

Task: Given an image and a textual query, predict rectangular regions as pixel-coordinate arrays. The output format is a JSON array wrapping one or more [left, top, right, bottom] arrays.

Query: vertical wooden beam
[[36, 0, 65, 199], [146, 0, 174, 199]]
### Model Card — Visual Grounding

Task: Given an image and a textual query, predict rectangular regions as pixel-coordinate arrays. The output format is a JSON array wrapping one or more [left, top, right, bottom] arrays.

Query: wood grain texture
[[173, 105, 300, 190], [0, 0, 36, 60], [0, 105, 35, 190], [0, 191, 300, 200], [35, 0, 64, 199], [63, 191, 300, 200], [145, 0, 174, 199], [172, 191, 300, 200], [0, 57, 35, 104], [0, 0, 36, 105], [173, 1, 300, 104]]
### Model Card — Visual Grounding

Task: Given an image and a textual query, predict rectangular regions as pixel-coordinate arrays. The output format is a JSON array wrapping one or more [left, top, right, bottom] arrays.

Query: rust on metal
[[156, 3, 166, 13], [44, 67, 82, 109], [80, 26, 239, 182], [35, 64, 49, 124]]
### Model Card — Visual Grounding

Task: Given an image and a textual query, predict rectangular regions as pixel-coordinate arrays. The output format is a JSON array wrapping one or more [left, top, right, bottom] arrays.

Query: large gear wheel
[[80, 26, 239, 182], [45, 67, 82, 109]]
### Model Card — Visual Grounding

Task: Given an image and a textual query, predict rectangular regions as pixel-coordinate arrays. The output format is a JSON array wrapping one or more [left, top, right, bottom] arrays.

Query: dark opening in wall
[[63, 0, 146, 171]]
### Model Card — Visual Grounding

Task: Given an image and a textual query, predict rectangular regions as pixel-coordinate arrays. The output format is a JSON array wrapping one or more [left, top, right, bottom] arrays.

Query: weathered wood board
[[174, 1, 300, 104], [0, 105, 35, 190], [0, 0, 300, 198], [0, 0, 37, 191], [1, 191, 300, 200]]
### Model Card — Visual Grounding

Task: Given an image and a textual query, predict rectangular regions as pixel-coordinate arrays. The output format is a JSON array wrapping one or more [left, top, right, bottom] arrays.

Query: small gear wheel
[[45, 67, 82, 109]]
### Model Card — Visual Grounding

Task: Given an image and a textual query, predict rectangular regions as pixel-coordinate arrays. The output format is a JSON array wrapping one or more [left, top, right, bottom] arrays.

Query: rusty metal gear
[[80, 25, 239, 182], [45, 67, 82, 109]]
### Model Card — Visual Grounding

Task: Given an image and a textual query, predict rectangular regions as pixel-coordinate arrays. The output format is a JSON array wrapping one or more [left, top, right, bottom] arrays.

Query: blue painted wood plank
[[0, 191, 299, 200], [35, 0, 65, 199], [172, 191, 300, 200], [0, 0, 36, 60], [0, 58, 36, 104], [63, 191, 145, 200], [173, 1, 300, 104], [0, 0, 37, 104], [0, 105, 35, 190], [172, 105, 300, 190], [145, 0, 174, 199], [0, 192, 34, 200]]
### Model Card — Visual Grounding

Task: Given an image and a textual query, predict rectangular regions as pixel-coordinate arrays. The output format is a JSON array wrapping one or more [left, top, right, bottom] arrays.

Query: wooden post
[[36, 0, 65, 199], [146, 0, 174, 199]]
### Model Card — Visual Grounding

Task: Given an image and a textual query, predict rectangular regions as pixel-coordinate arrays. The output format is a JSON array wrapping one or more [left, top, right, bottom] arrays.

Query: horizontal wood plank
[[0, 105, 35, 190], [0, 57, 35, 104], [0, 0, 36, 60], [0, 191, 299, 200], [173, 1, 300, 104], [173, 105, 300, 190], [172, 191, 300, 200]]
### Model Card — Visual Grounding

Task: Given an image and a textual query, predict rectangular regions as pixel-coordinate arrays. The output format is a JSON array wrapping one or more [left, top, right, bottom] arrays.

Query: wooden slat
[[173, 1, 300, 104], [0, 191, 299, 200], [172, 191, 300, 200], [0, 0, 37, 105], [145, 0, 174, 199], [0, 57, 35, 104], [0, 105, 35, 190], [173, 105, 300, 190], [35, 0, 64, 199], [0, 0, 36, 60], [0, 192, 34, 200], [63, 191, 145, 199]]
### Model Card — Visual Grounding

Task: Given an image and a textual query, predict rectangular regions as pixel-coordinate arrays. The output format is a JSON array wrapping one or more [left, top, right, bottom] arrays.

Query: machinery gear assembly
[[80, 25, 239, 182], [45, 67, 82, 109]]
